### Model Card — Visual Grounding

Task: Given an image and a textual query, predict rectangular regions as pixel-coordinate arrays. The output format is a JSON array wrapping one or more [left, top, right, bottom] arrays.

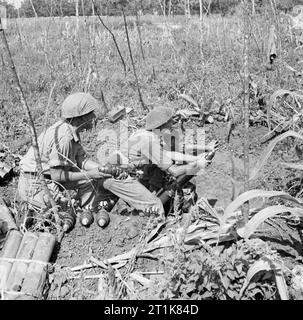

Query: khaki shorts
[[17, 173, 164, 215]]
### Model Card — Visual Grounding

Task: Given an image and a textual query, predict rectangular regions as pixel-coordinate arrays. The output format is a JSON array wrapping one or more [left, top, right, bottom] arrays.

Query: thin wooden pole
[[122, 8, 148, 112], [29, 0, 38, 19], [0, 17, 58, 213], [91, 0, 127, 76], [242, 1, 250, 223], [135, 10, 145, 61]]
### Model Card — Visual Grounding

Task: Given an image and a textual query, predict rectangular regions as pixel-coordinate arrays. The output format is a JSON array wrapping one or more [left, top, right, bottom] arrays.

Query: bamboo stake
[[29, 0, 38, 19], [135, 10, 145, 61], [269, 0, 282, 85], [122, 8, 148, 112], [76, 0, 79, 34], [91, 0, 127, 76], [242, 1, 250, 224], [199, 0, 203, 20], [0, 16, 58, 214], [252, 0, 255, 16]]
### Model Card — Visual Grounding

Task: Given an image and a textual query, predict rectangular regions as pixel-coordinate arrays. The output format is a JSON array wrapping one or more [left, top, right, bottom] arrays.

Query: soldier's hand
[[195, 155, 211, 168], [206, 140, 219, 151], [87, 167, 112, 179], [115, 171, 129, 180]]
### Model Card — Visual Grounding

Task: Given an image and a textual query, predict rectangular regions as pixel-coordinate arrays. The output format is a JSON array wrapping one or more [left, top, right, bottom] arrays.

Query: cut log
[[6, 232, 38, 291], [0, 230, 23, 290], [22, 232, 56, 298]]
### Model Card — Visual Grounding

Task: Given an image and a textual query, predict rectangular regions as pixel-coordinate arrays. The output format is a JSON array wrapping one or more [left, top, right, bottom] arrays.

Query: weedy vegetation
[[2, 1, 303, 300]]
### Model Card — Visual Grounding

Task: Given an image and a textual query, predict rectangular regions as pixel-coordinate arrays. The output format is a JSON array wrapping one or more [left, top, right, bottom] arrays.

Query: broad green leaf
[[281, 162, 303, 170], [242, 205, 303, 239], [222, 189, 303, 224], [239, 258, 277, 299], [235, 263, 243, 275], [178, 93, 200, 110], [249, 130, 303, 181]]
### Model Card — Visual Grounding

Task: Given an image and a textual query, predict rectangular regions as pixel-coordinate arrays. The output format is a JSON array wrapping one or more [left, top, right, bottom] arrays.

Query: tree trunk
[[59, 0, 63, 17], [29, 0, 38, 19], [207, 0, 212, 15], [199, 0, 203, 20], [81, 0, 85, 16], [184, 0, 187, 17], [158, 0, 165, 17], [252, 0, 255, 16], [76, 0, 79, 31]]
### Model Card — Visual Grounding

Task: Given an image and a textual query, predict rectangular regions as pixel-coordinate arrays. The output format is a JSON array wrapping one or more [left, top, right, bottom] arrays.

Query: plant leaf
[[242, 205, 303, 239], [249, 130, 303, 181], [281, 162, 303, 170], [178, 93, 200, 110], [238, 258, 274, 299], [222, 189, 303, 224], [274, 269, 289, 300]]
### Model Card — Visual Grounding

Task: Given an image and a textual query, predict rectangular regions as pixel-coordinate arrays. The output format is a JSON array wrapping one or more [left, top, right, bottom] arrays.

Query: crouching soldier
[[118, 105, 218, 213], [18, 92, 164, 226]]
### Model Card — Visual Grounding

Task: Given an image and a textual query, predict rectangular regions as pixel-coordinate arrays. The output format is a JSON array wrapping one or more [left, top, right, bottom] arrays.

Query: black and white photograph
[[1, 0, 303, 305]]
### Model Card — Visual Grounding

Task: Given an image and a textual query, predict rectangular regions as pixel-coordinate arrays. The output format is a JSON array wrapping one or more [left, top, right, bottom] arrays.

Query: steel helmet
[[145, 106, 174, 130], [61, 92, 99, 119]]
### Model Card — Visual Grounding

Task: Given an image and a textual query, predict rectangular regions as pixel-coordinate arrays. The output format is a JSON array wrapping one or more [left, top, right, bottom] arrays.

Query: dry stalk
[[84, 64, 92, 92], [135, 10, 145, 61], [29, 0, 38, 19], [43, 81, 56, 131], [99, 87, 109, 113], [269, 0, 282, 83], [122, 8, 148, 112], [91, 0, 127, 76], [242, 1, 251, 224], [0, 18, 58, 215], [117, 216, 154, 298], [199, 0, 204, 60]]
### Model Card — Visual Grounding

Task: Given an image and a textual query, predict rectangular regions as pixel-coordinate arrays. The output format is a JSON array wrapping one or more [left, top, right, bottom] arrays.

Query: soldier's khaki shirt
[[120, 129, 173, 170], [20, 120, 87, 174]]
